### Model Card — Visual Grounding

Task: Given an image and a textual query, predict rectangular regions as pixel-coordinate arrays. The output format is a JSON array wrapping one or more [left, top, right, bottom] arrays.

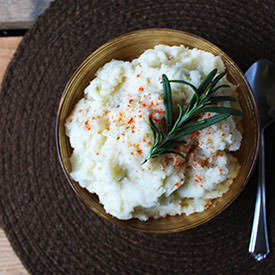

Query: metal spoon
[[245, 59, 275, 261]]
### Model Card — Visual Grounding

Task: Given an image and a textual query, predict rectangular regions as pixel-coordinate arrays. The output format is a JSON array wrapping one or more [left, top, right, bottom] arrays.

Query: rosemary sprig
[[142, 69, 244, 164]]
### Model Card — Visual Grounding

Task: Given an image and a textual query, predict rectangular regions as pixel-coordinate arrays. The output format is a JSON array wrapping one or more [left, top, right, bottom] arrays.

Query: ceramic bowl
[[56, 29, 259, 233]]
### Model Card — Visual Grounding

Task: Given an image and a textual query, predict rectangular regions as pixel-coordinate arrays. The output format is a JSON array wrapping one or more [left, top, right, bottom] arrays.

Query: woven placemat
[[1, 0, 275, 273]]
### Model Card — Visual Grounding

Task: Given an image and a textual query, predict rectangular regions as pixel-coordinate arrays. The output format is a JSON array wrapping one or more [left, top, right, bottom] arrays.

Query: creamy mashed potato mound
[[65, 45, 242, 221]]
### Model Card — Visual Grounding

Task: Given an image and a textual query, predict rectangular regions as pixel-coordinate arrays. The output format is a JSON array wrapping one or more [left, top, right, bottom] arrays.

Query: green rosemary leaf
[[210, 72, 226, 89], [162, 74, 174, 132], [154, 132, 161, 148], [198, 106, 245, 116], [180, 118, 207, 129], [197, 69, 217, 95], [187, 92, 198, 111], [148, 117, 158, 145], [149, 117, 159, 135], [163, 140, 187, 150], [211, 84, 230, 93], [173, 113, 231, 138], [168, 79, 198, 93], [209, 96, 236, 103], [169, 104, 183, 134]]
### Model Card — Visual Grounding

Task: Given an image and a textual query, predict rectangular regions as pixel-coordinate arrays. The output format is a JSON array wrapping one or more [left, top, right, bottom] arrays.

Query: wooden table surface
[[0, 36, 28, 274]]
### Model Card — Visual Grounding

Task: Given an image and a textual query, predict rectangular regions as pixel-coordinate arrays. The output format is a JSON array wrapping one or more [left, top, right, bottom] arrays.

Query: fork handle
[[249, 130, 270, 261]]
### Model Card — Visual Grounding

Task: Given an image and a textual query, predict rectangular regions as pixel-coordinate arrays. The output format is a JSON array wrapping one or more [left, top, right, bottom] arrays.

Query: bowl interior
[[56, 29, 259, 233]]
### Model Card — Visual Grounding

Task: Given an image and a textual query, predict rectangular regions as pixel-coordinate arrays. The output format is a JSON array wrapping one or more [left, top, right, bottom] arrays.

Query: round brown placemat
[[1, 0, 275, 274]]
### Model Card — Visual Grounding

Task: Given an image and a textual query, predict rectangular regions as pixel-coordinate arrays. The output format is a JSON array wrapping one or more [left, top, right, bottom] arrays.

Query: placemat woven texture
[[1, 0, 275, 274]]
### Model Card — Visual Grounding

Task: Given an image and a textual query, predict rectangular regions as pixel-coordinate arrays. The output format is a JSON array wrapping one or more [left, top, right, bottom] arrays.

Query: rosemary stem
[[142, 70, 244, 164]]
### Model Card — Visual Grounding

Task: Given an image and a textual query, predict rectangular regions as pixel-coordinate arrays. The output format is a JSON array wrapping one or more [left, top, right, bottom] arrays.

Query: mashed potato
[[65, 45, 242, 221]]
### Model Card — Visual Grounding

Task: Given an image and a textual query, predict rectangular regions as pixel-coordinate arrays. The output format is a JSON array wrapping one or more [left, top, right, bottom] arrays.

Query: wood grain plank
[[0, 0, 53, 29], [0, 228, 28, 274], [0, 36, 28, 274], [0, 37, 22, 84]]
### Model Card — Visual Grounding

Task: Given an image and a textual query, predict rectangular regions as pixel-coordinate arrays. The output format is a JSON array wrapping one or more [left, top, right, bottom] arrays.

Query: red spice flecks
[[154, 109, 165, 114], [137, 149, 143, 154], [196, 175, 202, 181], [195, 179, 199, 183], [85, 120, 89, 125], [136, 74, 140, 78], [87, 127, 91, 130], [174, 182, 180, 187], [79, 109, 83, 113], [129, 99, 134, 104], [138, 115, 143, 118], [132, 130, 135, 133], [128, 117, 134, 124], [122, 133, 125, 136], [151, 117, 161, 123], [117, 136, 120, 140], [192, 131, 201, 138], [69, 119, 73, 123], [142, 103, 146, 107], [148, 141, 152, 146], [200, 184, 203, 187], [219, 168, 223, 173], [139, 86, 144, 92], [181, 178, 184, 182], [92, 116, 96, 120], [96, 152, 99, 156], [130, 152, 134, 155], [207, 113, 211, 117], [221, 132, 225, 137], [220, 153, 224, 157]]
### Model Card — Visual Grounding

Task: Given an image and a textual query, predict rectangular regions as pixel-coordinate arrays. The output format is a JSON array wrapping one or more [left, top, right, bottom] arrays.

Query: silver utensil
[[245, 59, 275, 261]]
